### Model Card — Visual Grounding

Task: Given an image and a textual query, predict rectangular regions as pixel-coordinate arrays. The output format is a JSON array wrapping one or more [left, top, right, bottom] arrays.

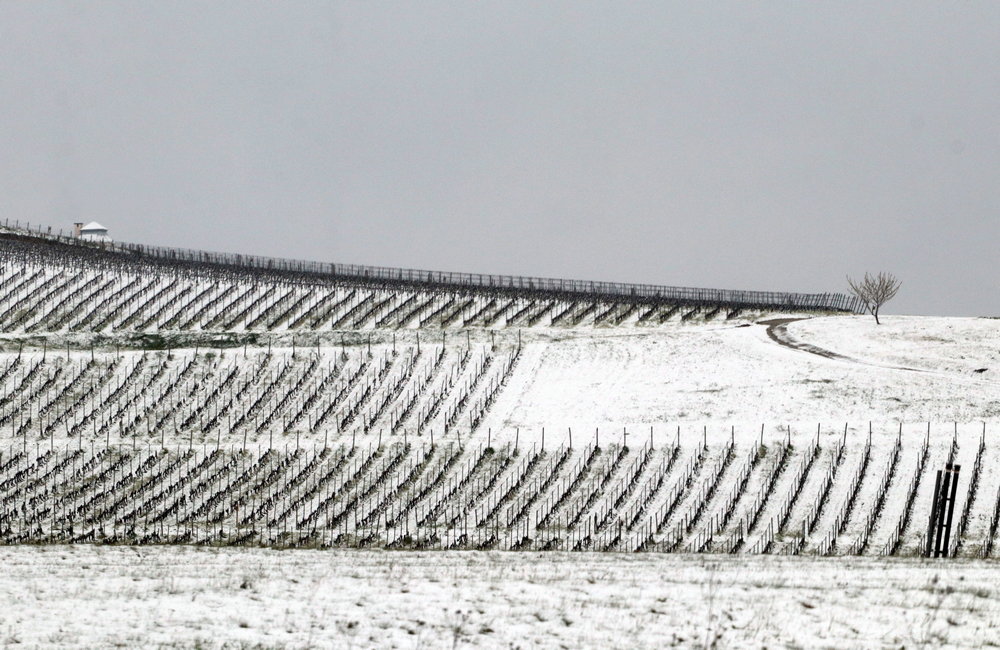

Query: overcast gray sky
[[1, 2, 998, 316]]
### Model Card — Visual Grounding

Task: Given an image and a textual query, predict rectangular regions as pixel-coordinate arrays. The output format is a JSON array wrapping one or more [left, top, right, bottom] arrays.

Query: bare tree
[[847, 272, 901, 324]]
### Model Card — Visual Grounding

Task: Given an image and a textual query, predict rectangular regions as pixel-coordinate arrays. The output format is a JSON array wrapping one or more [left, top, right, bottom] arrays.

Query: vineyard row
[[1, 430, 994, 556], [0, 344, 520, 445], [0, 240, 754, 334]]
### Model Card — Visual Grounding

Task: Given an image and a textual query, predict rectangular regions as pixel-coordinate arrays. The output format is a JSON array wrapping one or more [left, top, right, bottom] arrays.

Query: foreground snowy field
[[1, 546, 997, 648]]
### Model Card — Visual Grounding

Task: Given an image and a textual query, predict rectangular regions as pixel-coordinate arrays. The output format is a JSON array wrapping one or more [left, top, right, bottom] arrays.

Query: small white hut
[[73, 221, 112, 242]]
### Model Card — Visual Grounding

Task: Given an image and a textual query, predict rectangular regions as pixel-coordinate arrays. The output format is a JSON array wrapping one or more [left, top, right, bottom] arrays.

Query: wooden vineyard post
[[926, 468, 943, 557], [927, 464, 961, 558]]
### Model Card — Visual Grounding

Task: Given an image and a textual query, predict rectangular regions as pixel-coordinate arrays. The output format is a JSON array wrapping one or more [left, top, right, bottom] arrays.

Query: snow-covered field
[[485, 314, 1000, 433], [0, 546, 996, 648], [789, 315, 1000, 376], [2, 284, 999, 647]]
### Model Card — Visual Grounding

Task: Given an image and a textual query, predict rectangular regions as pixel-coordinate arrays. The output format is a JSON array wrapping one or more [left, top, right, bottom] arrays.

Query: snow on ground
[[482, 315, 1000, 438], [1, 546, 997, 648], [789, 315, 1000, 376]]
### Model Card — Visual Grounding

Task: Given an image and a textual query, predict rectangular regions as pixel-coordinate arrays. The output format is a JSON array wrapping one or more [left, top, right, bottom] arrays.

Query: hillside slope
[[1, 229, 996, 558]]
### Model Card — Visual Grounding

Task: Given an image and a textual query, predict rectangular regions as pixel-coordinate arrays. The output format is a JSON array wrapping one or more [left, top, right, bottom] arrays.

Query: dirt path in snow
[[759, 318, 924, 373], [760, 318, 854, 362]]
